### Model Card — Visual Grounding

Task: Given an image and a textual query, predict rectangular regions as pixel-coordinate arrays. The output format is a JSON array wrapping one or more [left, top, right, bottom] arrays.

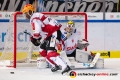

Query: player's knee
[[39, 50, 47, 57], [47, 51, 59, 59]]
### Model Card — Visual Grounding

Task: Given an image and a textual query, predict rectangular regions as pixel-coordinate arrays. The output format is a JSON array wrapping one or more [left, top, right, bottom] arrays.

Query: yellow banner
[[0, 52, 40, 60], [91, 51, 120, 58], [0, 50, 120, 60]]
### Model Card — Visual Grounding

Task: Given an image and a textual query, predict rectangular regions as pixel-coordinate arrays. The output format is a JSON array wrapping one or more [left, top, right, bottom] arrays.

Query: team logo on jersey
[[66, 43, 77, 51]]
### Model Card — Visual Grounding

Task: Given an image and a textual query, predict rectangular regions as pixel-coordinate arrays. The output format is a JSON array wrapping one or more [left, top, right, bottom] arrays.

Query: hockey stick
[[24, 31, 42, 46], [82, 53, 100, 67], [23, 31, 32, 36]]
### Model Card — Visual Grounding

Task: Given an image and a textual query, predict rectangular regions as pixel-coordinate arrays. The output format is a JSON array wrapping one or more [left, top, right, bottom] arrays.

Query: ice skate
[[61, 65, 72, 75], [51, 65, 61, 72]]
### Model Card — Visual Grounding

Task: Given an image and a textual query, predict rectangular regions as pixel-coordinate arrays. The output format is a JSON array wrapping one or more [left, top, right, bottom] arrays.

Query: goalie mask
[[22, 4, 35, 19], [66, 20, 75, 37]]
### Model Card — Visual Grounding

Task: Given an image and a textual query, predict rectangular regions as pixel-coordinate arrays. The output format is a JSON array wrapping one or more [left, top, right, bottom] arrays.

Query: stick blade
[[90, 53, 100, 67]]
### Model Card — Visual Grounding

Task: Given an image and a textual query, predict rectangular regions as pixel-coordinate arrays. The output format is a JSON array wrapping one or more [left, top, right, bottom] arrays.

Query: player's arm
[[30, 19, 42, 46], [77, 39, 89, 50]]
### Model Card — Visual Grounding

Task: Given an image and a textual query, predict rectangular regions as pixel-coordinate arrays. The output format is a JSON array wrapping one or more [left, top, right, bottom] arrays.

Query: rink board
[[0, 20, 120, 60]]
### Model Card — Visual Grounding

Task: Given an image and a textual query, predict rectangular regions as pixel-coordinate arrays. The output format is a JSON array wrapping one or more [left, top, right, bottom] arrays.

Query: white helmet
[[66, 20, 75, 37]]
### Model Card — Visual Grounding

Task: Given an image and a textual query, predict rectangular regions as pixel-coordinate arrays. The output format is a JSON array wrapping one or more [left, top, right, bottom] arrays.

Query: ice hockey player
[[22, 4, 71, 74], [57, 20, 95, 65]]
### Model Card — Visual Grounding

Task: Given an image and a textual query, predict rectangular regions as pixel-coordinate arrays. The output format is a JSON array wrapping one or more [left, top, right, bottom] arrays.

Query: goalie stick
[[76, 53, 100, 68], [89, 53, 100, 67], [63, 53, 100, 69]]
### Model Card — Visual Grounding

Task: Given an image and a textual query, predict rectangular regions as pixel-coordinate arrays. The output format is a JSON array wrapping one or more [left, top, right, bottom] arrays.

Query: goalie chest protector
[[62, 29, 80, 55]]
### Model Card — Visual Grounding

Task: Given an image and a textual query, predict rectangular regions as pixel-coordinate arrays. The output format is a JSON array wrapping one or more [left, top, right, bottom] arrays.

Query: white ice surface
[[0, 58, 120, 80]]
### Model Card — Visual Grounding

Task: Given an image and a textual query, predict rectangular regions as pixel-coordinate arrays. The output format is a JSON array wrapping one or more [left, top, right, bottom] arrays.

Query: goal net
[[0, 12, 87, 68]]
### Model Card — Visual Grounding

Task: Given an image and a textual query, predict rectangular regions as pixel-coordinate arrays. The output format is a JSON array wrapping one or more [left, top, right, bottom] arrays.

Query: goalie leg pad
[[37, 57, 47, 69], [60, 51, 72, 66], [53, 56, 67, 71], [94, 58, 104, 69], [76, 49, 92, 63]]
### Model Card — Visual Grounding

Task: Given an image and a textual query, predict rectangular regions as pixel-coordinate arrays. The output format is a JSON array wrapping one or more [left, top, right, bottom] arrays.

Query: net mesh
[[0, 12, 87, 68]]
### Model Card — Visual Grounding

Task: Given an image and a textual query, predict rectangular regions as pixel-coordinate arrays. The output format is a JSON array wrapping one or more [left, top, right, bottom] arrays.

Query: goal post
[[0, 12, 88, 68]]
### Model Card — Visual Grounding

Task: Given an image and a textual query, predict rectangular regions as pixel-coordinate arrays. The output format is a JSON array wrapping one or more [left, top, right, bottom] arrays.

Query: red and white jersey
[[61, 29, 81, 55], [30, 13, 61, 39]]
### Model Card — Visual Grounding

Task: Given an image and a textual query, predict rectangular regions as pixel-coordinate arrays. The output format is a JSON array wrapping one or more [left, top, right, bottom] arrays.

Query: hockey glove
[[57, 43, 62, 53], [77, 39, 89, 50], [30, 36, 41, 46]]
